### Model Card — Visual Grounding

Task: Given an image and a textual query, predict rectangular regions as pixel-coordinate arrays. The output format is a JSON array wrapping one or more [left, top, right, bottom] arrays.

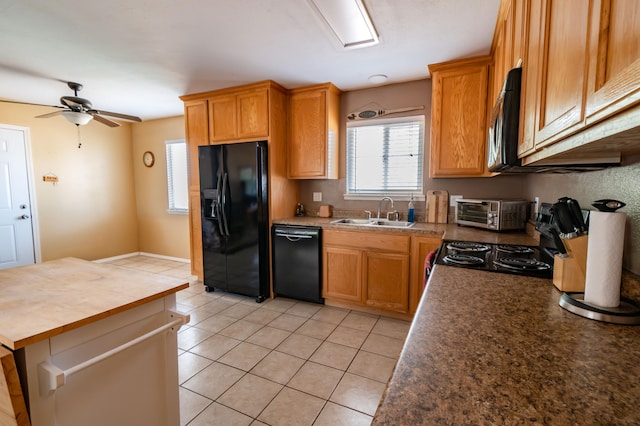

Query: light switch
[[313, 192, 322, 202]]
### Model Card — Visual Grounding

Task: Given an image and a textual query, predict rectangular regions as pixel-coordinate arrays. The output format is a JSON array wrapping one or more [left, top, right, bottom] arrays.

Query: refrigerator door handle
[[214, 169, 225, 235], [221, 172, 230, 236]]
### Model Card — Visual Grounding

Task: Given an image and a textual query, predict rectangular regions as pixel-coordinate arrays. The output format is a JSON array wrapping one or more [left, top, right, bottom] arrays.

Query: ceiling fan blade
[[35, 110, 64, 118], [90, 113, 120, 127], [90, 109, 142, 122], [0, 98, 63, 109]]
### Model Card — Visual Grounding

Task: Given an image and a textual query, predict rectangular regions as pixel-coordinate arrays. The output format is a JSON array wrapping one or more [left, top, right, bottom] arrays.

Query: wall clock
[[143, 151, 155, 167]]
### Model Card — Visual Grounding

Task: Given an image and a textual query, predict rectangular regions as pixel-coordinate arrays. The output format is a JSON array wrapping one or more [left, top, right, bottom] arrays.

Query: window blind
[[165, 140, 188, 213], [346, 116, 424, 196]]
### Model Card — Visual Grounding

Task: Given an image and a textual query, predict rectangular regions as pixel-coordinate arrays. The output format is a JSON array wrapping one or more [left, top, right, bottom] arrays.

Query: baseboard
[[95, 252, 190, 264]]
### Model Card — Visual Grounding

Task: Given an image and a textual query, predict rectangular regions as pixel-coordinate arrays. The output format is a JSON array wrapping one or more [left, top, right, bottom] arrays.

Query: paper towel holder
[[559, 292, 640, 325]]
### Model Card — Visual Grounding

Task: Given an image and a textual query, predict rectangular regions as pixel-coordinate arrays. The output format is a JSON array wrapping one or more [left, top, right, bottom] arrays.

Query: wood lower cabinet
[[364, 252, 410, 312], [324, 246, 362, 302], [428, 56, 491, 177], [288, 83, 341, 179], [322, 229, 414, 315], [409, 235, 442, 314]]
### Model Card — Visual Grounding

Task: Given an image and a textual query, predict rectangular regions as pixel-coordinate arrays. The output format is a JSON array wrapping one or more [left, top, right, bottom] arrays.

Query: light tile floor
[[104, 255, 410, 426]]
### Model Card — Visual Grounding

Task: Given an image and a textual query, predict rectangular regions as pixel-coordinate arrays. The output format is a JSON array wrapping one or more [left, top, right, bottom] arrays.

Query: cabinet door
[[585, 0, 640, 124], [429, 57, 490, 177], [534, 0, 590, 147], [323, 246, 362, 302], [492, 26, 506, 106], [237, 89, 269, 138], [518, 0, 544, 156], [184, 100, 209, 191], [189, 191, 203, 278], [409, 236, 441, 314], [184, 100, 208, 280], [209, 95, 237, 142], [289, 90, 328, 178], [364, 252, 410, 313]]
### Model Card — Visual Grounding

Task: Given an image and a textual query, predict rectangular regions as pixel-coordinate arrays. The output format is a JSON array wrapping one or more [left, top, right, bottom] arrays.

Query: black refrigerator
[[199, 141, 269, 302]]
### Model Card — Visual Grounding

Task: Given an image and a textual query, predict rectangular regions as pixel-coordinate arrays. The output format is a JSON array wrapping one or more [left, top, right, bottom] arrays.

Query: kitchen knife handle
[[566, 198, 586, 234]]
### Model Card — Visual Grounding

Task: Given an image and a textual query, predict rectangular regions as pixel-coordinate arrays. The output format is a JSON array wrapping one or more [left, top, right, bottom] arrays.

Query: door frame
[[1, 123, 42, 264]]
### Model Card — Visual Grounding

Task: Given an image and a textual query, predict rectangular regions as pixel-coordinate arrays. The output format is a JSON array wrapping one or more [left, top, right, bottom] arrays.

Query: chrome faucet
[[377, 197, 394, 219]]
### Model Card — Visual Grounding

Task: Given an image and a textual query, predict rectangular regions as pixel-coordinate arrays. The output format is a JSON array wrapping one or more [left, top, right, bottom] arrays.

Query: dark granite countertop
[[373, 264, 640, 425]]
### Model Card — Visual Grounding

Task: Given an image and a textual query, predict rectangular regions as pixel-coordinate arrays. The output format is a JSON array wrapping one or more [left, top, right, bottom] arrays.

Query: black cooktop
[[435, 241, 553, 279]]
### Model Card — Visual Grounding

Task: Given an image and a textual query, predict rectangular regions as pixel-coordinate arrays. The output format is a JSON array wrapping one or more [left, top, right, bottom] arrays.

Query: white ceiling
[[0, 0, 500, 121]]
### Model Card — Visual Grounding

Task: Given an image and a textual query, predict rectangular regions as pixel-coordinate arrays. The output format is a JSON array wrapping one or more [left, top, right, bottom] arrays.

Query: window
[[346, 115, 424, 199], [165, 139, 188, 214]]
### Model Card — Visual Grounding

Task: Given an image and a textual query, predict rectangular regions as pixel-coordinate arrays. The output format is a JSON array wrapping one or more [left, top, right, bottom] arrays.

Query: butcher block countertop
[[372, 237, 640, 424], [0, 258, 188, 350]]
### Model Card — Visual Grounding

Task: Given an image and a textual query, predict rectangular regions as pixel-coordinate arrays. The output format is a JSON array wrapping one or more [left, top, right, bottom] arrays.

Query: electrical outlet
[[313, 192, 322, 202], [533, 196, 541, 218], [450, 195, 463, 207]]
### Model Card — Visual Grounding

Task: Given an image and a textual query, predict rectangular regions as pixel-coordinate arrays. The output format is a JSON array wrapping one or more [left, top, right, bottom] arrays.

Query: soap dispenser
[[407, 194, 415, 223]]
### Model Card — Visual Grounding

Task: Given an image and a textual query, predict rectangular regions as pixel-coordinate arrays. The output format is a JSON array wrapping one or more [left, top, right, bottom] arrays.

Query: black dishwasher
[[272, 225, 323, 304]]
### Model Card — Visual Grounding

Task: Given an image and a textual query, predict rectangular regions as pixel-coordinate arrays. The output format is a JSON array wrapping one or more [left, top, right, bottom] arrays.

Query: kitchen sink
[[330, 218, 415, 228]]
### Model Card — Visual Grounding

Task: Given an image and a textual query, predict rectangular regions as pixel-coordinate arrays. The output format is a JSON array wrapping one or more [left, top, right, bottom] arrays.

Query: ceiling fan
[[1, 81, 142, 127]]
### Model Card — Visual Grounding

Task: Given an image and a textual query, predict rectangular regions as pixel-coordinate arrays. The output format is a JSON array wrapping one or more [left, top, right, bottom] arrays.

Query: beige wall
[[131, 116, 190, 259], [299, 79, 527, 218], [0, 102, 139, 261], [524, 163, 640, 275]]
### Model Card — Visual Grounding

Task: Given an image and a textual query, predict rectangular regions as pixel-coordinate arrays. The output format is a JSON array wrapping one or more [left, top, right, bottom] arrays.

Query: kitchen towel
[[584, 211, 626, 308]]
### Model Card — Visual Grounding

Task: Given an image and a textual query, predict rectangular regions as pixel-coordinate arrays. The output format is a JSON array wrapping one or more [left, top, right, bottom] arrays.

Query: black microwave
[[487, 67, 522, 173], [487, 67, 617, 173]]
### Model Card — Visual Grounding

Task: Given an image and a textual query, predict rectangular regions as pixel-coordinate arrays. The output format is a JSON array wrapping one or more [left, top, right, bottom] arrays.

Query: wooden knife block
[[553, 235, 588, 292]]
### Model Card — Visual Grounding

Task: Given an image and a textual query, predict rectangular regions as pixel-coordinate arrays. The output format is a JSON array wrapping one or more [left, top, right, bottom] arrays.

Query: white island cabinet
[[0, 258, 189, 426]]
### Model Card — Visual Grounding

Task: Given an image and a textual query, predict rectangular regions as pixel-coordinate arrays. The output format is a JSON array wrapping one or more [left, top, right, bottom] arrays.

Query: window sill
[[167, 208, 188, 215]]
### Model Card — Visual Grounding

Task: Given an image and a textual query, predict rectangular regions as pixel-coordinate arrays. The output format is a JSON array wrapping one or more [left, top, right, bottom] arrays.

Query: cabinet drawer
[[323, 229, 410, 253]]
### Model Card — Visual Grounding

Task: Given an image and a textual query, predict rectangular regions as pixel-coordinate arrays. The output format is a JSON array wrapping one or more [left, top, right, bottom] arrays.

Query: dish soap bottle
[[407, 194, 415, 223]]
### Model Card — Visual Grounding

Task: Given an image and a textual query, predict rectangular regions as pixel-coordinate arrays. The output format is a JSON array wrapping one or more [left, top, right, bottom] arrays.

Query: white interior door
[[0, 126, 36, 269]]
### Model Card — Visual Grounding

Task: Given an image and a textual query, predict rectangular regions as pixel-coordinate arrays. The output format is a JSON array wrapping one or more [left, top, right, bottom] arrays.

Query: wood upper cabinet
[[490, 0, 526, 111], [585, 0, 640, 124], [533, 0, 590, 147], [429, 56, 491, 177], [518, 0, 544, 156], [209, 88, 269, 143], [288, 83, 341, 179], [184, 99, 209, 190], [322, 229, 411, 314]]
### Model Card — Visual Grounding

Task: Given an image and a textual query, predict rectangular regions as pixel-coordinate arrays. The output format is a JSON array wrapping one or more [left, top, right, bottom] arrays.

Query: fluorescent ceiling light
[[309, 0, 379, 49], [61, 110, 93, 126]]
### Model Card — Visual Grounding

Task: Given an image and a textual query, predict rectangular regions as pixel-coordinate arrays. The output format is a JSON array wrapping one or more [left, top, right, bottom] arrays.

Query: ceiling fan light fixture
[[61, 110, 93, 126], [309, 0, 379, 49]]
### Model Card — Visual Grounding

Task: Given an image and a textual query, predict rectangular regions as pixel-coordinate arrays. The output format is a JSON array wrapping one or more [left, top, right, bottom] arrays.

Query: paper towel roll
[[584, 211, 626, 308]]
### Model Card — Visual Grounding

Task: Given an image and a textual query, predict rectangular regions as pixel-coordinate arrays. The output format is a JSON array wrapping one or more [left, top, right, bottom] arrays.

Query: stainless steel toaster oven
[[455, 199, 529, 231]]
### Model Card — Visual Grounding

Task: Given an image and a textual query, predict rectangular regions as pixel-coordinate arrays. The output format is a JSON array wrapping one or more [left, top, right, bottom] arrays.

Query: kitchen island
[[373, 233, 640, 425], [0, 257, 189, 426]]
